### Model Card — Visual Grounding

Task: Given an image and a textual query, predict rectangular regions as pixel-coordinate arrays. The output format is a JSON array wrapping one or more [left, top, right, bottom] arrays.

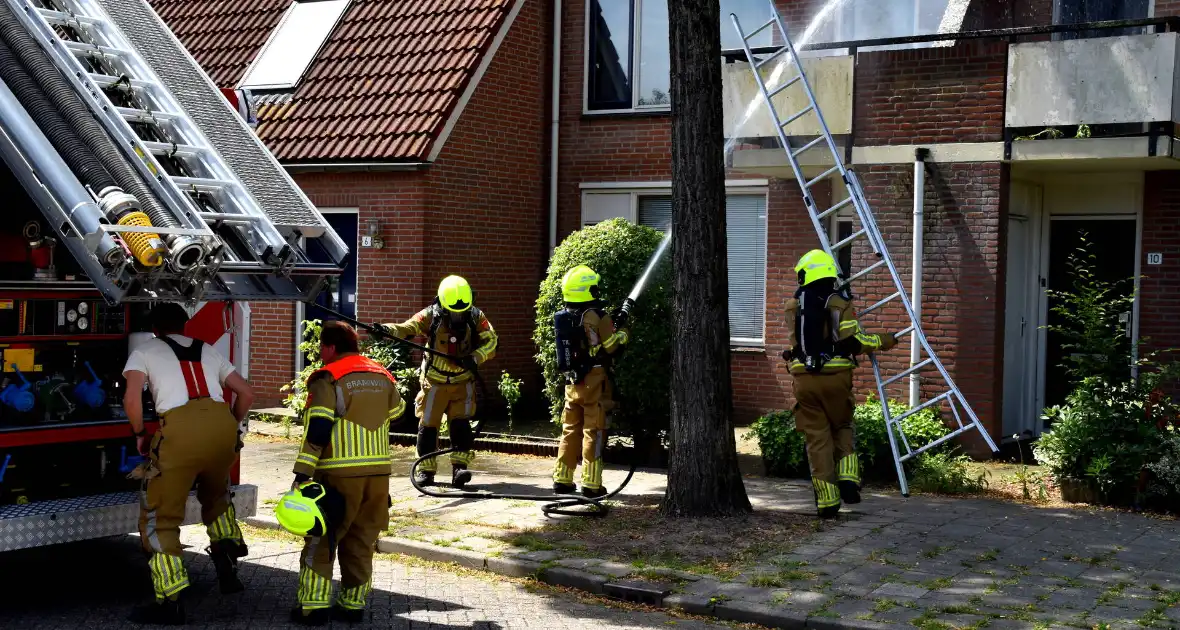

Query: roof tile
[[152, 0, 514, 162]]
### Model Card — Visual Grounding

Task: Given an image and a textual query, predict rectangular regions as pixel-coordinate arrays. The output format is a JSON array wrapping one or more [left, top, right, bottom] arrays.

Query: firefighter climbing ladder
[[729, 2, 1000, 496]]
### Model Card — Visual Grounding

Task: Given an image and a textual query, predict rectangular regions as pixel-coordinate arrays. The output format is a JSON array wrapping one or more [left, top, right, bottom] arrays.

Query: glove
[[291, 473, 310, 492], [879, 333, 899, 353], [781, 349, 791, 363], [460, 355, 479, 373], [136, 435, 151, 457]]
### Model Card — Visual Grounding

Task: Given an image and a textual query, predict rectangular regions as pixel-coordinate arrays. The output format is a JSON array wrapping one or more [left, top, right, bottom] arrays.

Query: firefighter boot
[[129, 598, 186, 625], [289, 607, 330, 626], [553, 482, 576, 494], [331, 605, 365, 623], [582, 485, 606, 499], [452, 464, 472, 489], [839, 481, 862, 505], [415, 426, 439, 487], [209, 540, 245, 594]]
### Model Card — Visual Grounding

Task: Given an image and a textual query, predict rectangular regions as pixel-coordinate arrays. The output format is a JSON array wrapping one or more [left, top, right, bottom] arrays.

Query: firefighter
[[784, 250, 898, 519], [123, 303, 255, 624], [288, 321, 405, 625], [551, 266, 630, 498], [382, 275, 497, 489]]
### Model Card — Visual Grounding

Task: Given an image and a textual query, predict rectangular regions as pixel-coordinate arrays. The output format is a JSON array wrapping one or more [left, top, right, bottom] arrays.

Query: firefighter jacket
[[383, 306, 497, 384], [583, 309, 628, 366], [293, 354, 405, 478], [784, 283, 896, 375]]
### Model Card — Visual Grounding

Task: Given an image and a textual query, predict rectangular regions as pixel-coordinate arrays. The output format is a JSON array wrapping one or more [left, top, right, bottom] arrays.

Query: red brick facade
[[1141, 172, 1180, 356]]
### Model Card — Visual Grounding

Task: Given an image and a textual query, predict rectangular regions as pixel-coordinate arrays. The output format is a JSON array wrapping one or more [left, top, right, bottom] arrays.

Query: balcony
[[722, 54, 853, 178], [1007, 30, 1180, 170]]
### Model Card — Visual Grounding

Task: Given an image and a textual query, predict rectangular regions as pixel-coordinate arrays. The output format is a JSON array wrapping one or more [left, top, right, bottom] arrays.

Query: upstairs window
[[238, 0, 350, 91], [1054, 0, 1151, 40], [809, 0, 966, 53], [586, 0, 772, 112]]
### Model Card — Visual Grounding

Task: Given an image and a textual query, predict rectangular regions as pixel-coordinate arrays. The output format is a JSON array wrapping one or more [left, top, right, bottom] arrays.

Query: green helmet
[[795, 250, 839, 286], [437, 275, 473, 313], [275, 482, 330, 537], [561, 265, 601, 303]]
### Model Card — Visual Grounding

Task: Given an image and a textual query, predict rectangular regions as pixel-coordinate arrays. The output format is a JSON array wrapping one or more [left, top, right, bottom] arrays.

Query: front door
[[306, 212, 359, 322], [1002, 212, 1035, 438], [1042, 218, 1136, 414]]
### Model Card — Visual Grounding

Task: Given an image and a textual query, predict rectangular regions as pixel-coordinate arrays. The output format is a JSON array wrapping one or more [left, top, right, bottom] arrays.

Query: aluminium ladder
[[729, 2, 1000, 496]]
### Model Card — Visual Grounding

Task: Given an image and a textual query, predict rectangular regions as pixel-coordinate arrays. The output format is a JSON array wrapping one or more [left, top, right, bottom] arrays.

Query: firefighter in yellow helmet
[[289, 322, 405, 625], [784, 250, 898, 518], [382, 276, 497, 489], [552, 265, 631, 497]]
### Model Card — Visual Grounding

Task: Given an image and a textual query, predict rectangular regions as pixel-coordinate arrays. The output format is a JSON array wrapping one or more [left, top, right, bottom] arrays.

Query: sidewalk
[[241, 431, 1180, 630]]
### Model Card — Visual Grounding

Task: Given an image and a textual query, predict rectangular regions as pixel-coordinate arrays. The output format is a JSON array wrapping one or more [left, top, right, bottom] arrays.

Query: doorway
[[1042, 218, 1137, 412], [295, 209, 359, 372]]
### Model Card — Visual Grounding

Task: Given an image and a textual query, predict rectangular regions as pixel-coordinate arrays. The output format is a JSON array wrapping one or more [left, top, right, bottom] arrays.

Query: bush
[[746, 396, 954, 480], [910, 452, 988, 495], [1147, 428, 1180, 503], [533, 219, 672, 435]]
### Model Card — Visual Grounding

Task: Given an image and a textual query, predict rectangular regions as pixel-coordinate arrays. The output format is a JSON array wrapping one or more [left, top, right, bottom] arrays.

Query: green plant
[[855, 395, 950, 473], [533, 218, 672, 434], [498, 371, 524, 434], [747, 410, 807, 477], [282, 319, 414, 416], [909, 452, 988, 494], [1146, 427, 1180, 501], [1012, 434, 1050, 501]]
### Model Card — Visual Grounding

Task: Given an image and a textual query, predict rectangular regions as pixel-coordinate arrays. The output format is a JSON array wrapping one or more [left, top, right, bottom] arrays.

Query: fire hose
[[310, 304, 641, 518]]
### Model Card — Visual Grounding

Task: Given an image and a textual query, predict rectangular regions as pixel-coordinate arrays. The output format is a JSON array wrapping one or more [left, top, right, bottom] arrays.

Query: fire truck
[[0, 0, 346, 551]]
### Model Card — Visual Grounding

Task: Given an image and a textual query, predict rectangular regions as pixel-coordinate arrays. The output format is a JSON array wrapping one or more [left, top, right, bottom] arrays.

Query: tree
[[660, 0, 752, 517]]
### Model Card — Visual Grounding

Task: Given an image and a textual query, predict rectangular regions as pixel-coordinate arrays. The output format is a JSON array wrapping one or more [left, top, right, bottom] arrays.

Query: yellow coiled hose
[[116, 211, 165, 267]]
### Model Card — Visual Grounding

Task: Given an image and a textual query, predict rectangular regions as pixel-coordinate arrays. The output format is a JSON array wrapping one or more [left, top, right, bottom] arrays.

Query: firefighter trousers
[[138, 398, 243, 601], [297, 474, 391, 611], [415, 379, 476, 472], [553, 367, 613, 490], [792, 371, 859, 509]]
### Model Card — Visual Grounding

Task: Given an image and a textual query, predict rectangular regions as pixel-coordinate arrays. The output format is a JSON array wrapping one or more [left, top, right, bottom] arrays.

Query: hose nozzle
[[98, 187, 165, 268]]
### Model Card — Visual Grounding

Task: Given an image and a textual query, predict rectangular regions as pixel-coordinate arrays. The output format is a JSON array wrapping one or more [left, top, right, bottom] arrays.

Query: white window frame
[[294, 207, 360, 375], [579, 181, 770, 346], [238, 0, 351, 91]]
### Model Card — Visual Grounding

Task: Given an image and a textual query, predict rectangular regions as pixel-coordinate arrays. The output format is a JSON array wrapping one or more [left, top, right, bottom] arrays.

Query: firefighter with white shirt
[[122, 303, 256, 625]]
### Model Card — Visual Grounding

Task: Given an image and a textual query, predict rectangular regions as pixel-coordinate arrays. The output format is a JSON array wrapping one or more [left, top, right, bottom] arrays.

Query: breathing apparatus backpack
[[554, 305, 600, 384]]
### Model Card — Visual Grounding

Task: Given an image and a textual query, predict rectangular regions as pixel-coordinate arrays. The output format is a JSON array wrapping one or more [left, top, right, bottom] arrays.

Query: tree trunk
[[660, 0, 752, 517]]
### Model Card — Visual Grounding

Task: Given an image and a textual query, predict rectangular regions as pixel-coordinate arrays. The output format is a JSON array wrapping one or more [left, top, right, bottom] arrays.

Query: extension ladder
[[729, 3, 1000, 496], [0, 0, 346, 303]]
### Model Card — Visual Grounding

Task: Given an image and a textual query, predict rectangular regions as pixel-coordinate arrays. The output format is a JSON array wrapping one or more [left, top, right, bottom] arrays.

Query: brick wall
[[853, 42, 1007, 146], [1141, 172, 1180, 355], [246, 302, 295, 407], [427, 0, 549, 398], [1159, 2, 1180, 17]]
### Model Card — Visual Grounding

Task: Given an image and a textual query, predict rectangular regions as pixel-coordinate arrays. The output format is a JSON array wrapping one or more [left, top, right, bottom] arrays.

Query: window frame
[[579, 181, 770, 346], [584, 0, 671, 114], [237, 0, 351, 92]]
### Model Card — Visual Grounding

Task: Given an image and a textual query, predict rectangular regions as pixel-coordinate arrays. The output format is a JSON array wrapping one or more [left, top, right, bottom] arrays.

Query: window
[[810, 0, 965, 53], [586, 0, 772, 112], [238, 0, 350, 91], [581, 186, 768, 345], [1054, 0, 1151, 40]]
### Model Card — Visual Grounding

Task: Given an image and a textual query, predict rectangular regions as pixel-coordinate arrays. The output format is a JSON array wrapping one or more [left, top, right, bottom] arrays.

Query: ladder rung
[[817, 196, 853, 221], [895, 325, 915, 338], [791, 136, 826, 160], [779, 106, 814, 130], [883, 358, 934, 387], [891, 390, 953, 427], [200, 212, 262, 224], [117, 107, 181, 124], [755, 45, 790, 70], [862, 291, 900, 315], [62, 40, 132, 59], [805, 165, 841, 189], [746, 18, 777, 41], [899, 421, 975, 462], [143, 141, 210, 158], [171, 176, 238, 192], [769, 74, 802, 99], [37, 9, 103, 27], [847, 259, 885, 283], [90, 73, 154, 92], [832, 228, 865, 251]]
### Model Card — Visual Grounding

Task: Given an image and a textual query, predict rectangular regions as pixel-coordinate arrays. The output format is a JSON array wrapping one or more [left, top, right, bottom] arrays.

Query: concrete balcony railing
[[1007, 32, 1180, 129], [722, 54, 853, 177]]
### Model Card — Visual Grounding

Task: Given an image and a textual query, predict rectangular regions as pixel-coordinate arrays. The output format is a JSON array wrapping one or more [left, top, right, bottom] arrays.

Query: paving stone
[[663, 594, 716, 616], [589, 561, 635, 578], [555, 557, 604, 570], [869, 582, 929, 600], [874, 606, 924, 625], [714, 600, 806, 629], [1106, 595, 1162, 612]]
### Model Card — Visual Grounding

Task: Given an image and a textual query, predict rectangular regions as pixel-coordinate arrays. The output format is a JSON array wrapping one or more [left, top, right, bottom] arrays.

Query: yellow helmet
[[561, 265, 601, 303], [795, 250, 839, 286], [437, 275, 473, 313], [275, 482, 329, 537]]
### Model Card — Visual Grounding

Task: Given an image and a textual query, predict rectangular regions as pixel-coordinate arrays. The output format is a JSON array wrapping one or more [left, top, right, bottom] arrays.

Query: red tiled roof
[[151, 0, 515, 163]]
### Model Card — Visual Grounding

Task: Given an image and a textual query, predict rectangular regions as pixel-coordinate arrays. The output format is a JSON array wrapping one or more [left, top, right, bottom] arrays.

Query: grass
[[922, 576, 954, 591], [1097, 581, 1131, 606], [923, 545, 955, 559], [507, 532, 556, 552], [976, 549, 1000, 562], [749, 568, 819, 588], [873, 598, 898, 613]]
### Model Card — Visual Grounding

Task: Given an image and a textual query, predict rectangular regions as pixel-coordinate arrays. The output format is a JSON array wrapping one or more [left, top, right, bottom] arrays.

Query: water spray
[[615, 232, 671, 329]]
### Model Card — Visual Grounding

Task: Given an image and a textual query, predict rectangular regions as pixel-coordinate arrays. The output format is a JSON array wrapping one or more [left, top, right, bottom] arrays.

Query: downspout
[[909, 148, 929, 408], [548, 0, 562, 253]]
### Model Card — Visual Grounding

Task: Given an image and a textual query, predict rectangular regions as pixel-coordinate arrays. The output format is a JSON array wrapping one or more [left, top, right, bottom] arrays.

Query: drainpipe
[[909, 148, 929, 408], [548, 0, 562, 254]]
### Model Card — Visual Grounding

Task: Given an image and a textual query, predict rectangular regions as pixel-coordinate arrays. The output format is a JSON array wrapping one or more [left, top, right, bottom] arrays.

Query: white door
[[1002, 182, 1041, 438]]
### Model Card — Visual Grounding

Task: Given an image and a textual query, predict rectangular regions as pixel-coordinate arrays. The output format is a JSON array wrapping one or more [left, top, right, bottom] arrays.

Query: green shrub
[[747, 410, 807, 477], [910, 452, 988, 494], [282, 319, 414, 416], [747, 396, 954, 480], [498, 371, 524, 434], [533, 218, 672, 434]]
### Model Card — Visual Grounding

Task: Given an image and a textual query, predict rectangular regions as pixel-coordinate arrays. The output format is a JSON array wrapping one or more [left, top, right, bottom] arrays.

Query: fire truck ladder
[[729, 3, 999, 496], [0, 0, 347, 303]]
